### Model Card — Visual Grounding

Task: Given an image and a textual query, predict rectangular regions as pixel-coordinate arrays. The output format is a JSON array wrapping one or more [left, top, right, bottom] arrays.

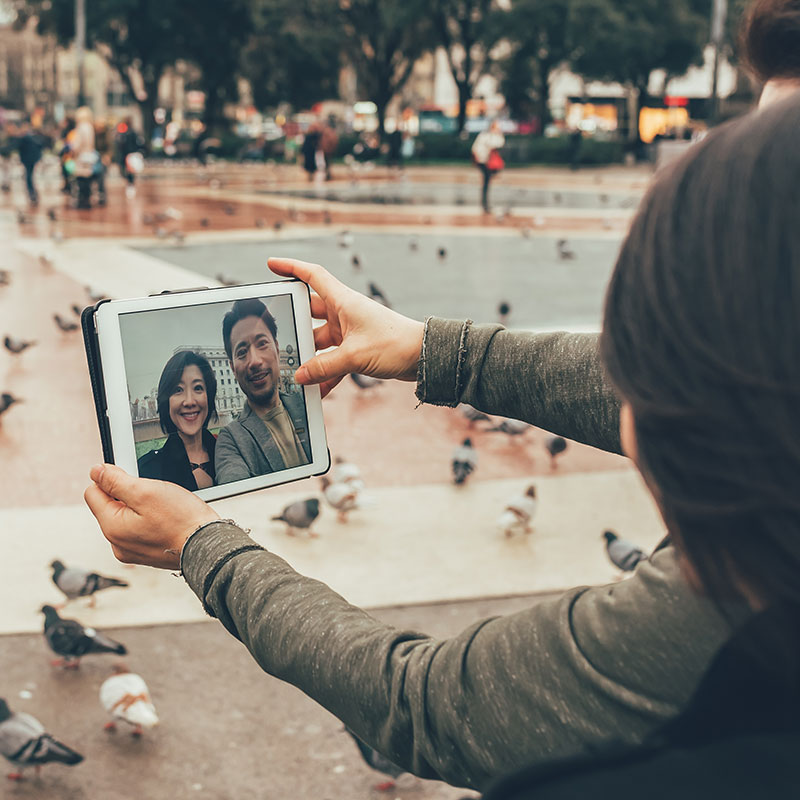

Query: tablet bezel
[[94, 279, 329, 501]]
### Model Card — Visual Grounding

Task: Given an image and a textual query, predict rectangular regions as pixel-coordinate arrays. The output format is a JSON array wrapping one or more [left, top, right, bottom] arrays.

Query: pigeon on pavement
[[338, 230, 354, 248], [4, 336, 36, 355], [545, 434, 568, 468], [452, 438, 477, 485], [497, 485, 537, 538], [351, 254, 361, 271], [557, 239, 576, 260], [344, 727, 406, 792], [271, 498, 321, 536], [367, 282, 391, 308], [350, 373, 381, 390], [0, 270, 10, 286], [0, 393, 22, 420], [0, 697, 83, 780], [321, 476, 359, 522], [331, 457, 365, 493], [487, 418, 532, 438], [603, 531, 648, 573], [50, 560, 129, 608], [53, 313, 78, 332], [100, 664, 159, 737], [41, 605, 127, 669], [458, 403, 492, 426]]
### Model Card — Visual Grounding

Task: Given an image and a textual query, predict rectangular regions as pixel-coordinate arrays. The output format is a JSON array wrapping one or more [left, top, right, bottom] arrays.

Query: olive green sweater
[[181, 319, 733, 791]]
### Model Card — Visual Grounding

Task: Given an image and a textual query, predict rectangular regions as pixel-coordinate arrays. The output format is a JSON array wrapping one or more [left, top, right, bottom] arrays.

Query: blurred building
[[0, 20, 57, 118]]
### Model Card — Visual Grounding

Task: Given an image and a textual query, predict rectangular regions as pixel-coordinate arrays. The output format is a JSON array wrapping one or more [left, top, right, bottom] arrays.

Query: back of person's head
[[601, 92, 800, 612], [156, 350, 218, 435], [741, 0, 800, 83], [76, 106, 93, 124], [221, 298, 279, 360]]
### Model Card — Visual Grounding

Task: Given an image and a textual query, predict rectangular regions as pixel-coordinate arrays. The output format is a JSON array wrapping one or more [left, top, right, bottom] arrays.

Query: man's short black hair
[[222, 298, 279, 360]]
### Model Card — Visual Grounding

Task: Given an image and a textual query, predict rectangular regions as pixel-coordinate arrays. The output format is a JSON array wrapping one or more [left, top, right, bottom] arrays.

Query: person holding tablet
[[215, 299, 311, 484], [137, 351, 219, 491]]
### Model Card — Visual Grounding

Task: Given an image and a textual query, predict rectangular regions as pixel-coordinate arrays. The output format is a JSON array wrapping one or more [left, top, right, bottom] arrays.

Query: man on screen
[[215, 298, 311, 484]]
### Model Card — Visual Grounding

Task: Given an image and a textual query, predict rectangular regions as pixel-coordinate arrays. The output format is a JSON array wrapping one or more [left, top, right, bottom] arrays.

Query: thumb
[[296, 349, 353, 386], [89, 463, 141, 504]]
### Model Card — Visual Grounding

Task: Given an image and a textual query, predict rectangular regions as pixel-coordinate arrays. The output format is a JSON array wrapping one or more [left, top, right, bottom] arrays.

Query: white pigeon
[[331, 457, 365, 493], [100, 664, 159, 737], [497, 485, 537, 537], [321, 477, 359, 522]]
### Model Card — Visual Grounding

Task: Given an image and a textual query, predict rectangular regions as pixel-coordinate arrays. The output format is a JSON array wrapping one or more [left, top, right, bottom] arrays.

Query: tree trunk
[[456, 80, 469, 134], [138, 89, 158, 155], [536, 60, 552, 135]]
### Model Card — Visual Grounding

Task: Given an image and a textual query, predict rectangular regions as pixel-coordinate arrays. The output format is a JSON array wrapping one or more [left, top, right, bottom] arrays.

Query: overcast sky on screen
[[119, 294, 299, 399]]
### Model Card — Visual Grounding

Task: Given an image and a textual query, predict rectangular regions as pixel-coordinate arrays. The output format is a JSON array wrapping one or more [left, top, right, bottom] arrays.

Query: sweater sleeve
[[181, 522, 732, 790], [416, 318, 622, 455]]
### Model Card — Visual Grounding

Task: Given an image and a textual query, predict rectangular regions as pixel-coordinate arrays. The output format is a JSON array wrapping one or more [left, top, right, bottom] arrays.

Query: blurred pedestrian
[[16, 119, 44, 208], [116, 117, 144, 199], [320, 122, 339, 181], [471, 120, 505, 214], [301, 123, 322, 183], [73, 106, 97, 209], [569, 127, 582, 171], [0, 119, 15, 193], [57, 116, 76, 196], [94, 118, 112, 206]]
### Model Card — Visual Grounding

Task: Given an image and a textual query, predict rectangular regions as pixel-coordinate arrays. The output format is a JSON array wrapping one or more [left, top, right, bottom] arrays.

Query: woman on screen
[[137, 351, 218, 491]]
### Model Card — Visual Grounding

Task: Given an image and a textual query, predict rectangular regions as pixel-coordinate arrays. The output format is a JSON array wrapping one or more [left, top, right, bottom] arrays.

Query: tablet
[[83, 279, 329, 502]]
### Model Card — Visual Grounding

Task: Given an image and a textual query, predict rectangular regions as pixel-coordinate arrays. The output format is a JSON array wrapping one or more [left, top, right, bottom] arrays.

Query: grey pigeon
[[603, 531, 648, 572], [50, 559, 128, 607], [46, 207, 57, 221], [458, 403, 491, 426], [71, 304, 83, 317], [344, 727, 405, 791], [53, 313, 78, 332], [437, 246, 447, 259], [545, 434, 568, 467], [41, 605, 127, 668], [351, 254, 361, 270], [487, 418, 531, 437], [273, 219, 284, 232], [0, 393, 21, 419], [271, 498, 321, 536], [0, 697, 83, 780], [338, 230, 354, 248], [4, 336, 36, 354], [350, 373, 381, 390], [452, 438, 477, 485], [556, 239, 576, 260], [367, 282, 391, 308], [0, 269, 10, 286]]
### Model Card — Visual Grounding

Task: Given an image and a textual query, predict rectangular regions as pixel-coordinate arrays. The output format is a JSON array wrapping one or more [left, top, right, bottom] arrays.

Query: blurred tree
[[569, 0, 711, 143], [175, 0, 253, 135], [430, 0, 506, 133], [11, 0, 182, 149], [243, 0, 342, 113], [339, 0, 433, 137], [498, 0, 575, 131]]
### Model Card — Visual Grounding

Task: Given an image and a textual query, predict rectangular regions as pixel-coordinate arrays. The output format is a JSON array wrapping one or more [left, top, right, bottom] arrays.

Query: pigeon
[[487, 418, 532, 438], [273, 220, 284, 233], [553, 192, 563, 204], [321, 476, 359, 523], [4, 335, 36, 354], [350, 373, 381, 390], [41, 605, 127, 668], [344, 727, 406, 792], [603, 530, 648, 572], [498, 301, 511, 325], [0, 698, 83, 780], [216, 273, 238, 287], [409, 235, 419, 252], [557, 239, 576, 260], [271, 498, 321, 536], [39, 254, 53, 269], [51, 229, 65, 243], [50, 559, 129, 608], [46, 207, 58, 221], [155, 227, 168, 239], [170, 230, 186, 245], [437, 246, 447, 260], [368, 282, 391, 308], [200, 217, 210, 228], [351, 254, 361, 271], [142, 212, 154, 226], [520, 226, 531, 239], [600, 193, 609, 204], [0, 393, 21, 419], [331, 457, 365, 493], [0, 270, 9, 286], [458, 403, 491, 426], [338, 230, 354, 248], [497, 485, 537, 538], [16, 210, 28, 225], [100, 664, 159, 736], [452, 438, 477, 485], [71, 304, 83, 317], [223, 203, 236, 216], [53, 313, 78, 332], [545, 434, 568, 468]]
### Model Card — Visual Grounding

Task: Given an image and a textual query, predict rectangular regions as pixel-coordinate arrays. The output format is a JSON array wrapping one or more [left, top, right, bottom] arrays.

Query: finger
[[309, 293, 328, 320], [319, 375, 345, 399], [313, 323, 338, 352], [84, 481, 127, 526], [267, 258, 343, 302], [295, 348, 353, 386], [89, 463, 143, 506]]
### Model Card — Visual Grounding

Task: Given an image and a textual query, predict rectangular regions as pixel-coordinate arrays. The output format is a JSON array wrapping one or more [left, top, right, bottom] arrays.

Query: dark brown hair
[[741, 0, 800, 82], [156, 350, 218, 435], [221, 298, 278, 360], [601, 92, 800, 610]]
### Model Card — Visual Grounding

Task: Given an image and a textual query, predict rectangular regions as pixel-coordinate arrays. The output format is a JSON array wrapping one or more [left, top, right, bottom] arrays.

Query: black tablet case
[[81, 301, 115, 463]]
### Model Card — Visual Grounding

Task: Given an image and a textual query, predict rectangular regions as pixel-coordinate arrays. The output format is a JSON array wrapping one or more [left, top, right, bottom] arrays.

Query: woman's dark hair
[[221, 298, 278, 360], [156, 350, 218, 435], [740, 0, 800, 83], [600, 92, 800, 611]]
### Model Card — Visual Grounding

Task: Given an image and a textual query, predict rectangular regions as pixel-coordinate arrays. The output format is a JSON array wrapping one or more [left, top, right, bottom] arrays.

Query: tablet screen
[[118, 293, 311, 492]]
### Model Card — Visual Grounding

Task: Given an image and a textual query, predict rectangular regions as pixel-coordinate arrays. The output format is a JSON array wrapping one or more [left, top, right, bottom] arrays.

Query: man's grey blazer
[[214, 391, 311, 484]]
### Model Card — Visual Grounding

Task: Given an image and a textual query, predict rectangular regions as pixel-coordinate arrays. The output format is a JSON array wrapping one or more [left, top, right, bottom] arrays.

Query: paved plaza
[[0, 159, 663, 798]]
